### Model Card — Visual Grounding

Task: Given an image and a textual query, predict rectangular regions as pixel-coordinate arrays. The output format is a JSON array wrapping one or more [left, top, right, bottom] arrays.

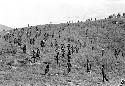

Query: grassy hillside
[[0, 24, 12, 31], [0, 15, 125, 86]]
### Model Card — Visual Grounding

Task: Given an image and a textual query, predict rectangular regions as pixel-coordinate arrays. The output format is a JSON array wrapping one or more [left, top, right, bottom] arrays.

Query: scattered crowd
[[0, 13, 125, 85]]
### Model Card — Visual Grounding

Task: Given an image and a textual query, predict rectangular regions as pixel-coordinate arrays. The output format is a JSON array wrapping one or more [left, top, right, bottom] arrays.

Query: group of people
[[1, 19, 122, 84]]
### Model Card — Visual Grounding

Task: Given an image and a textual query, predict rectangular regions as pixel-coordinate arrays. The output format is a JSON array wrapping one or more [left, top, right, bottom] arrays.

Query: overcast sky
[[0, 0, 125, 28]]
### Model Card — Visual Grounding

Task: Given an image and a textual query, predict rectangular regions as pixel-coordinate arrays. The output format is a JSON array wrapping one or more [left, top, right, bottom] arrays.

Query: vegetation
[[0, 13, 125, 86]]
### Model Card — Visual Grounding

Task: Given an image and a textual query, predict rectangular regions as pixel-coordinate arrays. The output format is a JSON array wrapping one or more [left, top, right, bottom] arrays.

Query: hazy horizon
[[0, 0, 125, 28]]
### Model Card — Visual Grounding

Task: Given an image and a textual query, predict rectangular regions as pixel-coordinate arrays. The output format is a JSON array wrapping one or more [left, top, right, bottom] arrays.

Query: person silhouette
[[22, 44, 26, 53], [86, 59, 90, 73], [54, 52, 59, 65], [40, 40, 45, 47], [102, 65, 109, 82], [36, 48, 40, 57], [43, 62, 51, 75], [67, 62, 72, 73], [30, 50, 36, 63]]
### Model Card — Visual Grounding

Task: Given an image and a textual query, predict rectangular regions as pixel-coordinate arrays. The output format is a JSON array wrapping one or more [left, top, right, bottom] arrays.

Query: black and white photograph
[[0, 0, 125, 86]]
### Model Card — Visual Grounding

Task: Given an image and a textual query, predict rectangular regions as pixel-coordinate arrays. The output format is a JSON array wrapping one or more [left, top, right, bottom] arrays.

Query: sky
[[0, 0, 125, 28]]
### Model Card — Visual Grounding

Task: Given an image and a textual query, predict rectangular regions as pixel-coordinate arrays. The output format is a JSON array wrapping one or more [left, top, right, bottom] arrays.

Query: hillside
[[0, 15, 125, 86], [0, 24, 12, 31]]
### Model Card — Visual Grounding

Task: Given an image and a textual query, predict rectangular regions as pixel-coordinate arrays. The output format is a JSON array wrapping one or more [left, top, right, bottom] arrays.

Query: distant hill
[[0, 24, 12, 32]]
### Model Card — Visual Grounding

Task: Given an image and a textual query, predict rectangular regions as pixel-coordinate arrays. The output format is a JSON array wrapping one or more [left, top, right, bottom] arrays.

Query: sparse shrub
[[117, 13, 121, 18], [112, 21, 117, 24], [1, 13, 125, 85], [108, 15, 113, 19], [118, 20, 124, 24], [123, 13, 125, 18]]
